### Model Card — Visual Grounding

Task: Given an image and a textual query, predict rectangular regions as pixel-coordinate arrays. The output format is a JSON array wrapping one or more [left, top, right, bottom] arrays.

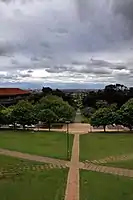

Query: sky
[[0, 0, 133, 89]]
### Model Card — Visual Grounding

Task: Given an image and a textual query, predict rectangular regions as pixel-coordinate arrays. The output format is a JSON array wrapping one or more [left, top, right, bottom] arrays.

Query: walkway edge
[[0, 148, 69, 167]]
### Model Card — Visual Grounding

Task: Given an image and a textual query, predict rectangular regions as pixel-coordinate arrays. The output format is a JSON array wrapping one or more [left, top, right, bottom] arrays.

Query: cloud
[[0, 0, 132, 88]]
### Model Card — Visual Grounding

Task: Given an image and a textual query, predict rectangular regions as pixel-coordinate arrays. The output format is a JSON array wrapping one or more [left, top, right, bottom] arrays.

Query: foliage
[[96, 100, 108, 109], [81, 117, 89, 123], [0, 95, 75, 129], [1, 106, 15, 125], [0, 109, 5, 126], [82, 84, 132, 109], [38, 109, 58, 131], [42, 87, 52, 94], [90, 107, 116, 132], [36, 95, 75, 122], [11, 100, 35, 128], [39, 87, 77, 108], [118, 99, 133, 130], [81, 107, 96, 118]]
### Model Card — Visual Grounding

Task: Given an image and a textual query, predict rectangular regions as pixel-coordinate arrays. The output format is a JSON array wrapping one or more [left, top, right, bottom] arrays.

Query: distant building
[[0, 88, 31, 106]]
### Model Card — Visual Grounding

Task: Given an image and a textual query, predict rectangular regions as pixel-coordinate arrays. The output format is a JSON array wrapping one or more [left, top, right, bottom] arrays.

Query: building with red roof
[[0, 88, 31, 106]]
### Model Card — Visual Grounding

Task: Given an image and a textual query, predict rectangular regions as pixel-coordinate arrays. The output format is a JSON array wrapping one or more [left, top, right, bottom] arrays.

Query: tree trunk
[[13, 123, 16, 130], [23, 124, 25, 130], [103, 125, 106, 132], [129, 126, 132, 131], [48, 123, 51, 132]]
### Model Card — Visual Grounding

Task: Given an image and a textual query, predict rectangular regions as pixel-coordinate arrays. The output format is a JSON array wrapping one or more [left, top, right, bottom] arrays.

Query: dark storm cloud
[[112, 0, 133, 36], [113, 0, 133, 21], [45, 58, 129, 76]]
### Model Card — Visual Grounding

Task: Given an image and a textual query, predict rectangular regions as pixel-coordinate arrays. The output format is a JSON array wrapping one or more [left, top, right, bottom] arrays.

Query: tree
[[90, 107, 115, 132], [81, 107, 95, 118], [0, 109, 5, 127], [38, 109, 58, 131], [118, 99, 133, 131], [104, 84, 128, 107], [36, 95, 75, 122], [42, 87, 52, 94], [1, 106, 15, 127], [11, 100, 35, 129], [96, 100, 108, 109], [82, 91, 98, 108]]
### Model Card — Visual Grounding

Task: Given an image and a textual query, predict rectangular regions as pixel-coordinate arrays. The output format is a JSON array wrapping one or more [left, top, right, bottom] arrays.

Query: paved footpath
[[86, 153, 133, 164], [64, 134, 79, 200], [0, 148, 70, 168], [82, 162, 133, 178]]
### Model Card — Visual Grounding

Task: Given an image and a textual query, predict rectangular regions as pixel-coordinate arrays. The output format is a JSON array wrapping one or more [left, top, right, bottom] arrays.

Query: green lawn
[[80, 170, 133, 200], [0, 131, 73, 160], [103, 159, 133, 170], [80, 133, 133, 161], [0, 155, 67, 200], [0, 154, 43, 169]]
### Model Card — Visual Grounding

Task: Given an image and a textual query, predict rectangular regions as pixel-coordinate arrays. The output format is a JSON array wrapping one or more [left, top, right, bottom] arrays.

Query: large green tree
[[1, 106, 15, 126], [36, 95, 75, 122], [38, 109, 58, 131], [11, 100, 35, 129], [90, 107, 116, 132], [0, 109, 6, 126], [118, 99, 133, 131], [81, 107, 96, 118]]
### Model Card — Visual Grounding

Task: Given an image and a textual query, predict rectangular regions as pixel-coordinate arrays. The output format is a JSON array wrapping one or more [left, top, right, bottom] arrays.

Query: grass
[[0, 155, 67, 200], [0, 131, 73, 160], [0, 154, 49, 171], [80, 133, 133, 161], [102, 159, 133, 170], [80, 170, 133, 200], [0, 154, 40, 168]]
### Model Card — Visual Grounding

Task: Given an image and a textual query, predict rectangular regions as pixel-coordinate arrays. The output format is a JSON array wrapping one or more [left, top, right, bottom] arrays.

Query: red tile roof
[[0, 88, 30, 96]]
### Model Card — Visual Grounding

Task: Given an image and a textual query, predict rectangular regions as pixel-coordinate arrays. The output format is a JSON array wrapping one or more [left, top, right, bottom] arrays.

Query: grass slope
[[80, 133, 133, 161], [80, 170, 133, 200], [0, 131, 73, 160], [103, 159, 133, 170], [0, 155, 67, 200]]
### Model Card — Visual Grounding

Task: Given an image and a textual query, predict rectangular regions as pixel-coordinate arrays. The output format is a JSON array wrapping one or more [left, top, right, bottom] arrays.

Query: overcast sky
[[0, 0, 133, 89]]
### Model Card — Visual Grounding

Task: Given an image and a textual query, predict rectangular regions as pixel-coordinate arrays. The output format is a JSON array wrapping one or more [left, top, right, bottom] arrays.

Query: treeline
[[0, 95, 76, 131], [90, 99, 133, 132], [82, 84, 133, 131], [83, 84, 133, 108], [27, 87, 77, 109]]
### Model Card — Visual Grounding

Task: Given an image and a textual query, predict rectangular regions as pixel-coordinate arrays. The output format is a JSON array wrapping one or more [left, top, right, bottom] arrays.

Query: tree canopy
[[11, 100, 35, 128], [90, 107, 116, 132], [36, 95, 75, 122], [38, 109, 58, 131], [118, 99, 133, 130]]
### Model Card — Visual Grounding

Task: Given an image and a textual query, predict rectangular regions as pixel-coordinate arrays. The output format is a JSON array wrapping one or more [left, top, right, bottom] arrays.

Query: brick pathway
[[0, 148, 69, 168], [64, 134, 79, 200], [82, 162, 133, 178], [85, 153, 133, 164]]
